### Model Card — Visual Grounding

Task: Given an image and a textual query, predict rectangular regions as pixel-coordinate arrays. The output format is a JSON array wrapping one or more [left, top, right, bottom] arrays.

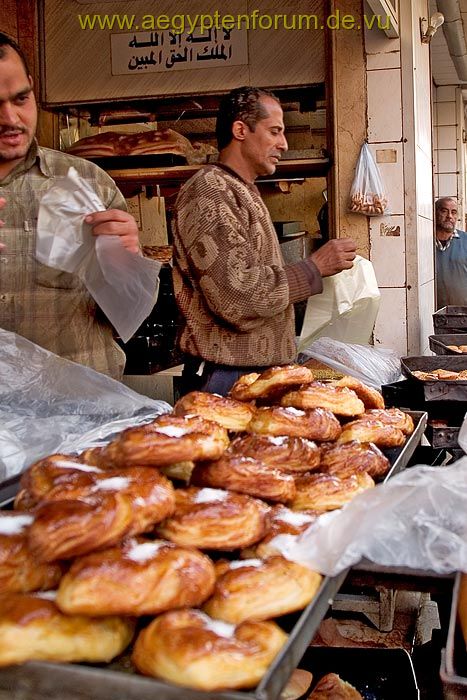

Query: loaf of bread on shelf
[[155, 486, 271, 550], [56, 538, 215, 616], [66, 128, 193, 158], [0, 592, 134, 667], [203, 555, 322, 623], [132, 608, 288, 691], [0, 512, 63, 594]]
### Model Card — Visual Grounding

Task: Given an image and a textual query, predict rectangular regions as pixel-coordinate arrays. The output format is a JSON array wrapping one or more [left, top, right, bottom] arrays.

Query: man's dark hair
[[0, 32, 31, 77], [435, 196, 457, 211], [216, 86, 280, 150]]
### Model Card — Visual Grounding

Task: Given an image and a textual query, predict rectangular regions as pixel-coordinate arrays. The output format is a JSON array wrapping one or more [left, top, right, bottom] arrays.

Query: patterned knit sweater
[[172, 164, 322, 366]]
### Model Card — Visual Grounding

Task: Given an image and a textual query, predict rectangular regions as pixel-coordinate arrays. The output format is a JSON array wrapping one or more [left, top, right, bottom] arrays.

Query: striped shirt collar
[[436, 230, 460, 251]]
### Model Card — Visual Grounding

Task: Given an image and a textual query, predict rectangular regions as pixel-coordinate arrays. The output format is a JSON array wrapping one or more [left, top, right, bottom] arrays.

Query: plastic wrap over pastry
[[228, 434, 321, 474], [190, 455, 296, 503], [330, 375, 385, 409], [308, 672, 363, 699], [248, 406, 342, 441], [292, 472, 375, 513], [281, 382, 365, 417], [155, 486, 271, 550], [362, 408, 414, 435], [319, 441, 390, 479], [100, 414, 230, 468], [0, 513, 63, 593], [56, 538, 215, 616], [0, 592, 135, 667], [132, 608, 288, 691], [337, 419, 405, 448], [241, 506, 318, 559], [203, 555, 322, 623], [229, 364, 314, 401], [173, 391, 255, 432]]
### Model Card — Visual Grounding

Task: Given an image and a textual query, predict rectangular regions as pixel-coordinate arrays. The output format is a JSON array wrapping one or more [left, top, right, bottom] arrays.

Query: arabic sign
[[111, 27, 248, 75]]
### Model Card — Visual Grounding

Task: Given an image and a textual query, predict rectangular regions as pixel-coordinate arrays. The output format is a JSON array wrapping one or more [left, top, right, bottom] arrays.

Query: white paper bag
[[298, 255, 381, 350]]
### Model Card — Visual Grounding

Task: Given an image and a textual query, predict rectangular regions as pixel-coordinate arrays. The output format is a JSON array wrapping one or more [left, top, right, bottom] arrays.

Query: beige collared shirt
[[0, 141, 126, 378]]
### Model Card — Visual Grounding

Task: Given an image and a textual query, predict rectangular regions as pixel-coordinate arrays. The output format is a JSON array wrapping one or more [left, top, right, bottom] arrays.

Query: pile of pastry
[[0, 365, 414, 693], [412, 367, 467, 380]]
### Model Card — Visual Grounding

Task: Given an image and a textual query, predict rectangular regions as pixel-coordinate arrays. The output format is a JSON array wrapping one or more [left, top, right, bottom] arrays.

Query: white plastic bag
[[0, 329, 171, 481], [36, 167, 161, 342], [459, 413, 467, 454], [349, 142, 389, 216], [298, 256, 381, 349], [270, 458, 467, 576], [298, 337, 402, 389]]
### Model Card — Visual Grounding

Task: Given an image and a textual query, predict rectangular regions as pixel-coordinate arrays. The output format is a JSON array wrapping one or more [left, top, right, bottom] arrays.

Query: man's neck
[[436, 228, 454, 242], [218, 151, 256, 186]]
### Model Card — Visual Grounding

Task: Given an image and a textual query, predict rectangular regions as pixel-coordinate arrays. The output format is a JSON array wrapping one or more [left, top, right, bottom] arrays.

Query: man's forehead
[[439, 200, 457, 210]]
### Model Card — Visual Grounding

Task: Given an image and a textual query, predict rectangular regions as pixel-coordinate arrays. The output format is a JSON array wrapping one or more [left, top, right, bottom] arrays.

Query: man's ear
[[28, 75, 34, 88], [232, 120, 247, 141]]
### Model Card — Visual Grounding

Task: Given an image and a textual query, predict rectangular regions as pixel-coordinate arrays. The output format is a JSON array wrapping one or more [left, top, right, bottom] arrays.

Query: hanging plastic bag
[[36, 167, 161, 342], [349, 142, 389, 216], [298, 256, 381, 349], [270, 458, 467, 576]]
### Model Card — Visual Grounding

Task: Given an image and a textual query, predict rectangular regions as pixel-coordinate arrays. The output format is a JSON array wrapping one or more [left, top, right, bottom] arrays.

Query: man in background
[[435, 196, 467, 308], [0, 32, 141, 379], [172, 85, 357, 396]]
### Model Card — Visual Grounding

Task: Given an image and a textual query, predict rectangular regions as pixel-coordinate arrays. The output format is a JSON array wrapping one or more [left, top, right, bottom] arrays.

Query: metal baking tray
[[401, 356, 467, 401], [0, 412, 426, 700], [440, 572, 467, 699], [429, 335, 467, 356], [433, 306, 467, 334]]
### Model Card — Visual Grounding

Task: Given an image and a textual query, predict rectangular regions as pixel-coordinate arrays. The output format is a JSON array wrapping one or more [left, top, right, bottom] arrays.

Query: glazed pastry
[[56, 538, 215, 616], [190, 455, 296, 503], [308, 673, 363, 699], [203, 556, 322, 623], [0, 512, 62, 593], [132, 608, 287, 691], [337, 419, 405, 448], [228, 434, 321, 474], [281, 383, 365, 417], [330, 376, 385, 410], [292, 472, 375, 512], [229, 364, 314, 401], [99, 414, 230, 468], [319, 441, 390, 479], [0, 592, 134, 667], [362, 408, 414, 435], [155, 486, 270, 550], [174, 391, 255, 432], [241, 506, 318, 559], [160, 460, 195, 482], [248, 406, 342, 441]]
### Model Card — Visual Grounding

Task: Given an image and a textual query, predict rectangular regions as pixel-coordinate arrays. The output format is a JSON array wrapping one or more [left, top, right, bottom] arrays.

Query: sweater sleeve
[[174, 172, 292, 332], [285, 258, 323, 303]]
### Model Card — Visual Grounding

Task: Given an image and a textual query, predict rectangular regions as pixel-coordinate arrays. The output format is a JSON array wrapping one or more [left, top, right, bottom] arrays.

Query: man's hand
[[310, 238, 357, 277], [84, 209, 140, 254], [0, 197, 6, 251]]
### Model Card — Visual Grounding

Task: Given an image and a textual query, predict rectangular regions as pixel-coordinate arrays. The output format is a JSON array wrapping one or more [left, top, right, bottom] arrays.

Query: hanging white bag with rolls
[[298, 255, 381, 350]]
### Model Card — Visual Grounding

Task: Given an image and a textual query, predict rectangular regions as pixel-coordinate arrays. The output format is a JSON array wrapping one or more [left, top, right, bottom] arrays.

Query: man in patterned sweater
[[173, 86, 357, 396]]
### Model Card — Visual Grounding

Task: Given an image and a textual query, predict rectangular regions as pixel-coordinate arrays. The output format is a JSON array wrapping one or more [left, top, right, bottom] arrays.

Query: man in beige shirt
[[0, 32, 141, 379]]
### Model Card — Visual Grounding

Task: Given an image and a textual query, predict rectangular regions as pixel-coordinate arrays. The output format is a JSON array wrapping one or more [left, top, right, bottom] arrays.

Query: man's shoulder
[[178, 163, 247, 202], [38, 147, 112, 180]]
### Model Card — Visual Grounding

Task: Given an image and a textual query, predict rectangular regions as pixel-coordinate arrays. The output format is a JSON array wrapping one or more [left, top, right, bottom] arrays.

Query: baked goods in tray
[[56, 538, 215, 616], [190, 455, 297, 503], [337, 419, 406, 448], [319, 441, 391, 479], [307, 672, 363, 699], [66, 128, 192, 158], [0, 512, 62, 593], [99, 414, 229, 468], [291, 472, 375, 513], [330, 375, 385, 409], [241, 506, 318, 559], [447, 345, 467, 353], [412, 368, 467, 380], [248, 406, 342, 441], [26, 467, 176, 562], [363, 408, 414, 435], [229, 364, 314, 401], [280, 382, 365, 417], [173, 390, 255, 431], [0, 592, 134, 667], [155, 486, 271, 550], [228, 433, 321, 473], [203, 555, 322, 623], [132, 608, 288, 691]]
